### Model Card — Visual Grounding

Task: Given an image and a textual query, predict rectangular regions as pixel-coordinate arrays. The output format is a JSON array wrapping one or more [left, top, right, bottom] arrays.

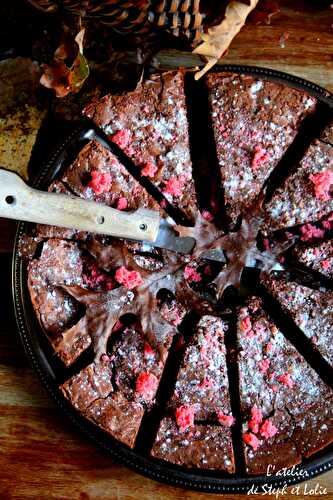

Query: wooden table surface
[[1, 1, 333, 498]]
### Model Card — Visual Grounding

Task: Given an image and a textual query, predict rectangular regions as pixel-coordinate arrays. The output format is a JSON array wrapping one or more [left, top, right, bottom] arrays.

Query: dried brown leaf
[[193, 0, 259, 80]]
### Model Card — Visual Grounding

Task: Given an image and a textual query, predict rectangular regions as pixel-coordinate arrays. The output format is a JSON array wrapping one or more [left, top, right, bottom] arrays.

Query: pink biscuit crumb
[[163, 177, 183, 197], [202, 210, 214, 222], [115, 266, 143, 289], [322, 220, 332, 230], [248, 407, 263, 434], [240, 316, 252, 334], [88, 171, 112, 195], [309, 170, 333, 201], [116, 197, 128, 210], [83, 262, 114, 290], [258, 358, 270, 373], [300, 224, 325, 241], [111, 129, 131, 149], [175, 405, 195, 432], [141, 162, 158, 178], [260, 419, 278, 439], [198, 378, 213, 389], [321, 259, 331, 270], [184, 265, 202, 283], [251, 145, 269, 170], [135, 372, 158, 401], [278, 372, 294, 388], [243, 432, 260, 451], [217, 412, 235, 427], [144, 342, 155, 357]]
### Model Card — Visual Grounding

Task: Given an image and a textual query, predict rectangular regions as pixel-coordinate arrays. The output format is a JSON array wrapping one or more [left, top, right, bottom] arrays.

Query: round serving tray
[[12, 65, 333, 493]]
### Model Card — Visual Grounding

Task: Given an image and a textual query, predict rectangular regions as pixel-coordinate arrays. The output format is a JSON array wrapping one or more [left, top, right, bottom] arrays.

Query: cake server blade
[[151, 219, 196, 254]]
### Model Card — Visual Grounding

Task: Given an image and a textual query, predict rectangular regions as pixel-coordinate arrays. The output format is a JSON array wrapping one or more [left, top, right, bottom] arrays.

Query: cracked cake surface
[[83, 71, 197, 224], [237, 296, 333, 475], [205, 72, 317, 226], [22, 70, 333, 476]]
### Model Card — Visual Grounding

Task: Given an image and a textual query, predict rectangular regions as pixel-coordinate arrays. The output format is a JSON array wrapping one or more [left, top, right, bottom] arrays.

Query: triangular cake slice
[[292, 240, 333, 279], [83, 71, 197, 223], [237, 296, 333, 475], [61, 139, 160, 211], [61, 319, 177, 448], [151, 316, 235, 472], [205, 72, 317, 225], [264, 140, 333, 231], [261, 273, 333, 368]]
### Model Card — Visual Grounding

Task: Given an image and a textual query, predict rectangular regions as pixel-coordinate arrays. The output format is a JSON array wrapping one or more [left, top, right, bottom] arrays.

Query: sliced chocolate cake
[[237, 297, 333, 475], [261, 273, 333, 368], [83, 71, 197, 224], [61, 140, 160, 212], [264, 140, 333, 231], [62, 321, 177, 448], [292, 240, 333, 279], [205, 72, 317, 226], [151, 316, 235, 471]]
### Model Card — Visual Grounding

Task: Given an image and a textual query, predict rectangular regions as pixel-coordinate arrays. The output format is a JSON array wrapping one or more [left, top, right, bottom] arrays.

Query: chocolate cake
[[152, 316, 235, 471], [22, 70, 333, 475], [205, 73, 317, 226], [292, 240, 333, 279], [237, 297, 333, 475], [261, 273, 333, 368], [264, 140, 333, 231], [83, 71, 197, 224]]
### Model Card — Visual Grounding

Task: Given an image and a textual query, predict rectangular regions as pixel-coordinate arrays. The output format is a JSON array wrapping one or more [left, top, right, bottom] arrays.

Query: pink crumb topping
[[240, 316, 252, 334], [321, 259, 331, 270], [135, 372, 158, 401], [300, 224, 325, 241], [202, 210, 214, 222], [309, 170, 333, 201], [260, 419, 278, 439], [163, 177, 183, 197], [248, 407, 263, 434], [141, 162, 158, 178], [243, 432, 260, 451], [115, 266, 143, 289], [184, 265, 202, 283], [175, 405, 195, 432], [217, 412, 235, 427], [116, 197, 128, 210], [198, 378, 213, 389], [251, 145, 269, 170], [322, 220, 332, 230], [88, 171, 112, 195], [111, 129, 131, 149], [278, 372, 294, 388], [83, 262, 114, 290], [258, 358, 270, 373], [144, 342, 155, 357]]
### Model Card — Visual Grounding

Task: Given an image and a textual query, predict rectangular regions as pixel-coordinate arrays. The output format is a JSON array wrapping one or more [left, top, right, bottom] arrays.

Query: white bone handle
[[0, 169, 160, 242]]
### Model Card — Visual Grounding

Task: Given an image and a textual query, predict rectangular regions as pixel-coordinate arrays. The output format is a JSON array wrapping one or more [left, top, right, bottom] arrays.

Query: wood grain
[[1, 1, 333, 497]]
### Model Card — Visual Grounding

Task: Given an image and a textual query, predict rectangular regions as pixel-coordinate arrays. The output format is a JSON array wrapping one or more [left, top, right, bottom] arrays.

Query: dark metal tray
[[12, 64, 333, 493]]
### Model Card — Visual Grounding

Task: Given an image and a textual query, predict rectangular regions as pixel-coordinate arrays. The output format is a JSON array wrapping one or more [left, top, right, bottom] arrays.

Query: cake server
[[0, 168, 199, 255]]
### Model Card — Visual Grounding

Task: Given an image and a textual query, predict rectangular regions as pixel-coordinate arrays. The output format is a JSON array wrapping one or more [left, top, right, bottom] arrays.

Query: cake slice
[[261, 273, 333, 367], [292, 240, 333, 279], [28, 239, 118, 365], [61, 139, 160, 212], [264, 140, 333, 231], [83, 71, 197, 223], [237, 296, 333, 475], [151, 316, 235, 472], [61, 321, 176, 448], [205, 72, 317, 225]]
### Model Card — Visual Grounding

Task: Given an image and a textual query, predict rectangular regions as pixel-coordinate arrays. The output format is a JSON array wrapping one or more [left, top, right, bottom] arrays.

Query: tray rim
[[12, 63, 333, 494]]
